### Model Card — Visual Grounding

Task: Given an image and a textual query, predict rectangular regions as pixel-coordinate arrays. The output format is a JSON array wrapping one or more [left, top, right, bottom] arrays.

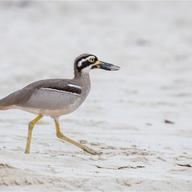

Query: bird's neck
[[74, 69, 89, 80], [74, 70, 91, 95]]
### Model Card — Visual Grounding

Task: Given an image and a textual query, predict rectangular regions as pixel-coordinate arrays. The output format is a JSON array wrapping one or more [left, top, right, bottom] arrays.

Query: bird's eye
[[88, 57, 95, 63]]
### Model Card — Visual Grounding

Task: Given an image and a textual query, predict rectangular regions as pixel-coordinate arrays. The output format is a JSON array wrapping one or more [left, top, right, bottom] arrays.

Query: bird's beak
[[95, 60, 120, 71]]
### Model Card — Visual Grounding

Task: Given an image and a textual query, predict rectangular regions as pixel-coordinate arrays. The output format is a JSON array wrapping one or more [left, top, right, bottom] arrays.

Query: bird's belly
[[17, 104, 80, 117]]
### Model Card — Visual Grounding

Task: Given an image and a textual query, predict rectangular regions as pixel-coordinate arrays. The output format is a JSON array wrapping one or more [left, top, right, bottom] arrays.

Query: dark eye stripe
[[77, 58, 90, 71], [75, 54, 98, 71], [76, 55, 92, 65]]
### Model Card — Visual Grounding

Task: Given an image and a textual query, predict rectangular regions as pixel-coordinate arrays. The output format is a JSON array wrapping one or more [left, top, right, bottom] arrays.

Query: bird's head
[[74, 53, 120, 75]]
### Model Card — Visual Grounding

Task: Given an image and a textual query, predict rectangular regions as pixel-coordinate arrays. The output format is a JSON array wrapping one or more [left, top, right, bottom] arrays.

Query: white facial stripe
[[77, 56, 96, 67], [77, 58, 86, 67], [87, 56, 95, 60]]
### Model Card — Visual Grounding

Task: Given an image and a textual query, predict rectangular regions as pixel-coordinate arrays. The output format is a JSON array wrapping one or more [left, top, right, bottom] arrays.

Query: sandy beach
[[0, 1, 192, 191]]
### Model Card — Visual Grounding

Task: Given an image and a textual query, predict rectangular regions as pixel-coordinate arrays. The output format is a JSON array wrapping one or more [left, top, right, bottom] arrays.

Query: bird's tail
[[0, 96, 13, 110], [0, 105, 11, 110], [0, 89, 23, 110]]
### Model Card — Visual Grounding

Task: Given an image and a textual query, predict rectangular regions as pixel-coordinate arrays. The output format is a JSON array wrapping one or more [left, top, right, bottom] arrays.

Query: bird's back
[[0, 76, 90, 116]]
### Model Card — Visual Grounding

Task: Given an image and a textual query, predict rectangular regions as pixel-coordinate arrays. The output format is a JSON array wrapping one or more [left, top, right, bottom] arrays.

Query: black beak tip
[[110, 65, 120, 71], [100, 62, 120, 71]]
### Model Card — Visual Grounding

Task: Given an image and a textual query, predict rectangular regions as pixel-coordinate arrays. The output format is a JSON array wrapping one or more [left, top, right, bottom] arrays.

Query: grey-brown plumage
[[0, 53, 120, 155], [0, 75, 90, 117]]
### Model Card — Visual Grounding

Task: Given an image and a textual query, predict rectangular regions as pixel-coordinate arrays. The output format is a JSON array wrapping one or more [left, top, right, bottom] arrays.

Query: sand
[[0, 1, 191, 191]]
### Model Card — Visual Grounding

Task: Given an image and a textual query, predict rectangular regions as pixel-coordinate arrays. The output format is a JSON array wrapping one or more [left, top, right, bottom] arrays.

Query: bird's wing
[[0, 79, 82, 108]]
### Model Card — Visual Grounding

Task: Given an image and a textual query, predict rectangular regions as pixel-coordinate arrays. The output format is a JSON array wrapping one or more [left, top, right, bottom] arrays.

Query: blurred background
[[0, 1, 192, 191], [0, 0, 192, 145], [0, 0, 192, 126]]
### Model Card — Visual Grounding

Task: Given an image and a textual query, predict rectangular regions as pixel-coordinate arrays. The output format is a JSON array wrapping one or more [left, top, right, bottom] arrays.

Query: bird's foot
[[83, 146, 102, 155], [25, 149, 30, 154]]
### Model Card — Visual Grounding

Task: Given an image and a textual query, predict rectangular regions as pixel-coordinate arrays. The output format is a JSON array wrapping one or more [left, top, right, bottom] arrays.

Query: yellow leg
[[25, 114, 43, 154], [54, 118, 100, 155]]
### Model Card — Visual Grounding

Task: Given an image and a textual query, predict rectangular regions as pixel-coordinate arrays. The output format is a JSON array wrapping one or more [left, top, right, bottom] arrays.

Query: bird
[[0, 53, 120, 155]]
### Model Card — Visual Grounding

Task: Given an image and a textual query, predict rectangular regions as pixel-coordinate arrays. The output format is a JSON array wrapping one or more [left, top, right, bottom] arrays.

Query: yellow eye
[[88, 57, 95, 63]]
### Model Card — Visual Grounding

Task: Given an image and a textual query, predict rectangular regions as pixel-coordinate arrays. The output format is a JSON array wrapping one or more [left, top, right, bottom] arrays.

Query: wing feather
[[0, 79, 81, 108]]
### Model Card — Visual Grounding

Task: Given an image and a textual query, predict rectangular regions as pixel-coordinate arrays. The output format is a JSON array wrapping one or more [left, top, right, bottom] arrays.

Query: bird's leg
[[25, 114, 43, 154], [54, 118, 100, 155]]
